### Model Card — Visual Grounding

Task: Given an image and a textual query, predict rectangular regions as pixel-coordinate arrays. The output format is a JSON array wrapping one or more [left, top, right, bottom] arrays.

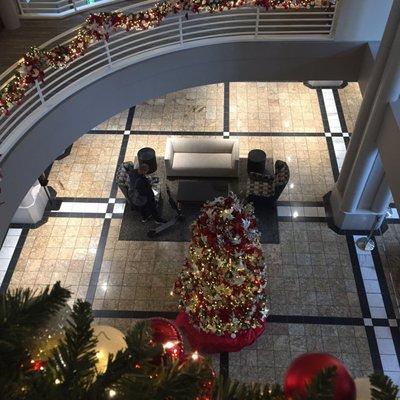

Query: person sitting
[[129, 163, 166, 224]]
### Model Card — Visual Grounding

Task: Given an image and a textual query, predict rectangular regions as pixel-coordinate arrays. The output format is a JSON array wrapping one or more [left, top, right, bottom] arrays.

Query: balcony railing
[[16, 0, 126, 18], [0, 1, 339, 155]]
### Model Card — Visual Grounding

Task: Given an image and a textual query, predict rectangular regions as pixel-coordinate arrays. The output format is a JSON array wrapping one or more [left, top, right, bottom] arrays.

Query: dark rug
[[119, 158, 279, 244]]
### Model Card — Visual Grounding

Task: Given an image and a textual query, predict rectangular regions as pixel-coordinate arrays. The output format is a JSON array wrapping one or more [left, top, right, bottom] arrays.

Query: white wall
[[335, 0, 393, 41]]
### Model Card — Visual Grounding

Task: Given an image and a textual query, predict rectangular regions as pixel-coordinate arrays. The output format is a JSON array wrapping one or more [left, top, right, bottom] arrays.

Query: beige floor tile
[[48, 134, 122, 198], [230, 83, 324, 133], [132, 84, 224, 132], [94, 110, 129, 131], [339, 83, 363, 133], [9, 217, 103, 302]]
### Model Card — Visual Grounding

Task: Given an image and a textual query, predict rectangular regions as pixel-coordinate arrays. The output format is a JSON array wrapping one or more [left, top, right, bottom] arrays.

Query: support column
[[328, 0, 400, 231], [0, 0, 21, 30]]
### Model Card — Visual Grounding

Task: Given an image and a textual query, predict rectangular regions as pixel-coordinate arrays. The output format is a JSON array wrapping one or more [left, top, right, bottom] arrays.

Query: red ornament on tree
[[174, 193, 268, 353], [149, 318, 184, 361], [284, 353, 356, 400]]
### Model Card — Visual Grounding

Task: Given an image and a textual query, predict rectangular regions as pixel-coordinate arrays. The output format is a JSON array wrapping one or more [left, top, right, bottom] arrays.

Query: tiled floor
[[8, 217, 103, 305], [377, 225, 400, 319], [269, 222, 361, 317], [230, 82, 324, 133], [339, 83, 363, 133], [93, 224, 182, 312], [2, 81, 400, 385], [131, 84, 224, 132], [48, 134, 122, 198], [94, 109, 130, 131], [230, 323, 373, 383]]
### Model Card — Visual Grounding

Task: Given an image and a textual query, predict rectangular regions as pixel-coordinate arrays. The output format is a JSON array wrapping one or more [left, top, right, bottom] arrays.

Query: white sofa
[[164, 137, 239, 178]]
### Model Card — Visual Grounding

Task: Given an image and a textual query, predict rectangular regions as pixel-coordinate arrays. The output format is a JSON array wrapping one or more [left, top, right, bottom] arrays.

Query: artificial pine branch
[[212, 375, 285, 400], [370, 373, 399, 400], [295, 367, 336, 400], [117, 321, 212, 400], [87, 350, 131, 400], [43, 299, 98, 399], [0, 282, 70, 399], [124, 320, 163, 367], [154, 359, 213, 400]]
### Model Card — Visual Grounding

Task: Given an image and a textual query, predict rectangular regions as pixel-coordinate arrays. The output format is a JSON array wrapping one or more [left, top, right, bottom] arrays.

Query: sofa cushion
[[172, 153, 232, 171], [171, 139, 234, 154]]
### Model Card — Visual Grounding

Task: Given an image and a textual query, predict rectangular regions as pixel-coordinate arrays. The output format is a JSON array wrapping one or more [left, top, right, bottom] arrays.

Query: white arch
[[0, 40, 366, 242]]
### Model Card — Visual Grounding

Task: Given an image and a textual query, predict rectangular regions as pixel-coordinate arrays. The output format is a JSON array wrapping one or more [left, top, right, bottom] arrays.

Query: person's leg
[[147, 196, 166, 223], [139, 204, 151, 221]]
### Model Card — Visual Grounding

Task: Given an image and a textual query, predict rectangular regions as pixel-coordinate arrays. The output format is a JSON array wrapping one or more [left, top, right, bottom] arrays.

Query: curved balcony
[[0, 1, 338, 154]]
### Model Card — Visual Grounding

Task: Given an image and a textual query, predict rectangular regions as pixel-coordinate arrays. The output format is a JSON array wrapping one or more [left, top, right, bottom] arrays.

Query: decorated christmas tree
[[174, 193, 269, 352]]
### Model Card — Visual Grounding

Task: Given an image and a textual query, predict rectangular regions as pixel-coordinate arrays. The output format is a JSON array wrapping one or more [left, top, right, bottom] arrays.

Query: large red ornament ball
[[149, 318, 184, 361], [284, 353, 356, 400]]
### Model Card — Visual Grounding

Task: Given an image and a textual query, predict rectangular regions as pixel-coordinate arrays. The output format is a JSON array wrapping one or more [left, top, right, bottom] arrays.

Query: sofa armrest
[[231, 140, 239, 169], [165, 139, 175, 162], [164, 139, 174, 175]]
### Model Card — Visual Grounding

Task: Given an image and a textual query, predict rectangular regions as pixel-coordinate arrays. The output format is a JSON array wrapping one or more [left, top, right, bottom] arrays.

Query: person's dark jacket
[[128, 170, 154, 206]]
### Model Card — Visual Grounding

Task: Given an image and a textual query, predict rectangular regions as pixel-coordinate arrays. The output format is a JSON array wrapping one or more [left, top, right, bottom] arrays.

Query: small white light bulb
[[163, 341, 175, 350]]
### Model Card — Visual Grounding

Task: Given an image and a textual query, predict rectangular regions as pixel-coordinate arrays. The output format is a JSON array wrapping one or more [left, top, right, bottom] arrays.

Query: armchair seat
[[246, 160, 290, 204]]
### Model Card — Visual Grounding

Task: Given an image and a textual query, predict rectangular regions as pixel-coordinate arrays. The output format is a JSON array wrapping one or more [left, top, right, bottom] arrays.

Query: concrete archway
[[0, 40, 366, 242]]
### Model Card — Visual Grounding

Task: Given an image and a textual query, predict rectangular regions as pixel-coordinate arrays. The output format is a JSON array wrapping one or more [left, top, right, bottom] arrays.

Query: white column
[[329, 0, 400, 231], [0, 0, 21, 30], [336, 0, 400, 195]]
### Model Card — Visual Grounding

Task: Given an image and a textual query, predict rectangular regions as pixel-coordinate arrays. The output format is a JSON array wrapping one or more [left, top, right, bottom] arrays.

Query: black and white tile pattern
[[1, 83, 399, 384]]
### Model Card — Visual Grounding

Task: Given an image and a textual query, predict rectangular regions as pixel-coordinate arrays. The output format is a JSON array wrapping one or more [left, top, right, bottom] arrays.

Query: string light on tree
[[174, 193, 268, 353]]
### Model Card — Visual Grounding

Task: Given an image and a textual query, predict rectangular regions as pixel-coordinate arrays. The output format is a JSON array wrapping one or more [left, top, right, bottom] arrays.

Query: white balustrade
[[0, 1, 339, 156]]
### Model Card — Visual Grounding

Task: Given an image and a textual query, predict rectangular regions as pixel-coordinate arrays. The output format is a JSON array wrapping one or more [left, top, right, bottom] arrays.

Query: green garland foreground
[[0, 282, 398, 400]]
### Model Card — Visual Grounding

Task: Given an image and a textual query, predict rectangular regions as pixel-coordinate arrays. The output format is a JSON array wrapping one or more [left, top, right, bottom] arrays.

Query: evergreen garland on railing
[[0, 282, 399, 399], [0, 0, 326, 116]]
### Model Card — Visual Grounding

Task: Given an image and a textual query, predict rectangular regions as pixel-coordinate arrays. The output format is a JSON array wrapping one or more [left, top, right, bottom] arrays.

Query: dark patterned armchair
[[115, 161, 135, 209], [246, 160, 290, 205]]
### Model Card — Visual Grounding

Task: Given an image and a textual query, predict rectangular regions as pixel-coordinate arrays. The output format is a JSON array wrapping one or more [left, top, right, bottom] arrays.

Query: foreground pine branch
[[212, 376, 285, 400], [0, 282, 70, 399], [297, 366, 336, 400], [1, 282, 399, 400], [47, 300, 98, 397], [370, 373, 399, 400]]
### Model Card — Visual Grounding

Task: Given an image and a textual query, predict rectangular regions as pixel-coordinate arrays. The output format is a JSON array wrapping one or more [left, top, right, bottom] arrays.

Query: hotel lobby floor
[[1, 82, 400, 385]]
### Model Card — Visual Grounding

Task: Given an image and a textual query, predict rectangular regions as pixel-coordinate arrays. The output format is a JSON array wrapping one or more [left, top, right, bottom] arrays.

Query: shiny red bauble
[[284, 353, 356, 400], [149, 317, 185, 361]]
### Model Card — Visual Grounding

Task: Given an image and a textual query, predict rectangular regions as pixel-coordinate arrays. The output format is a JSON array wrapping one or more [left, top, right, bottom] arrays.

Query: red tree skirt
[[176, 311, 266, 353]]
